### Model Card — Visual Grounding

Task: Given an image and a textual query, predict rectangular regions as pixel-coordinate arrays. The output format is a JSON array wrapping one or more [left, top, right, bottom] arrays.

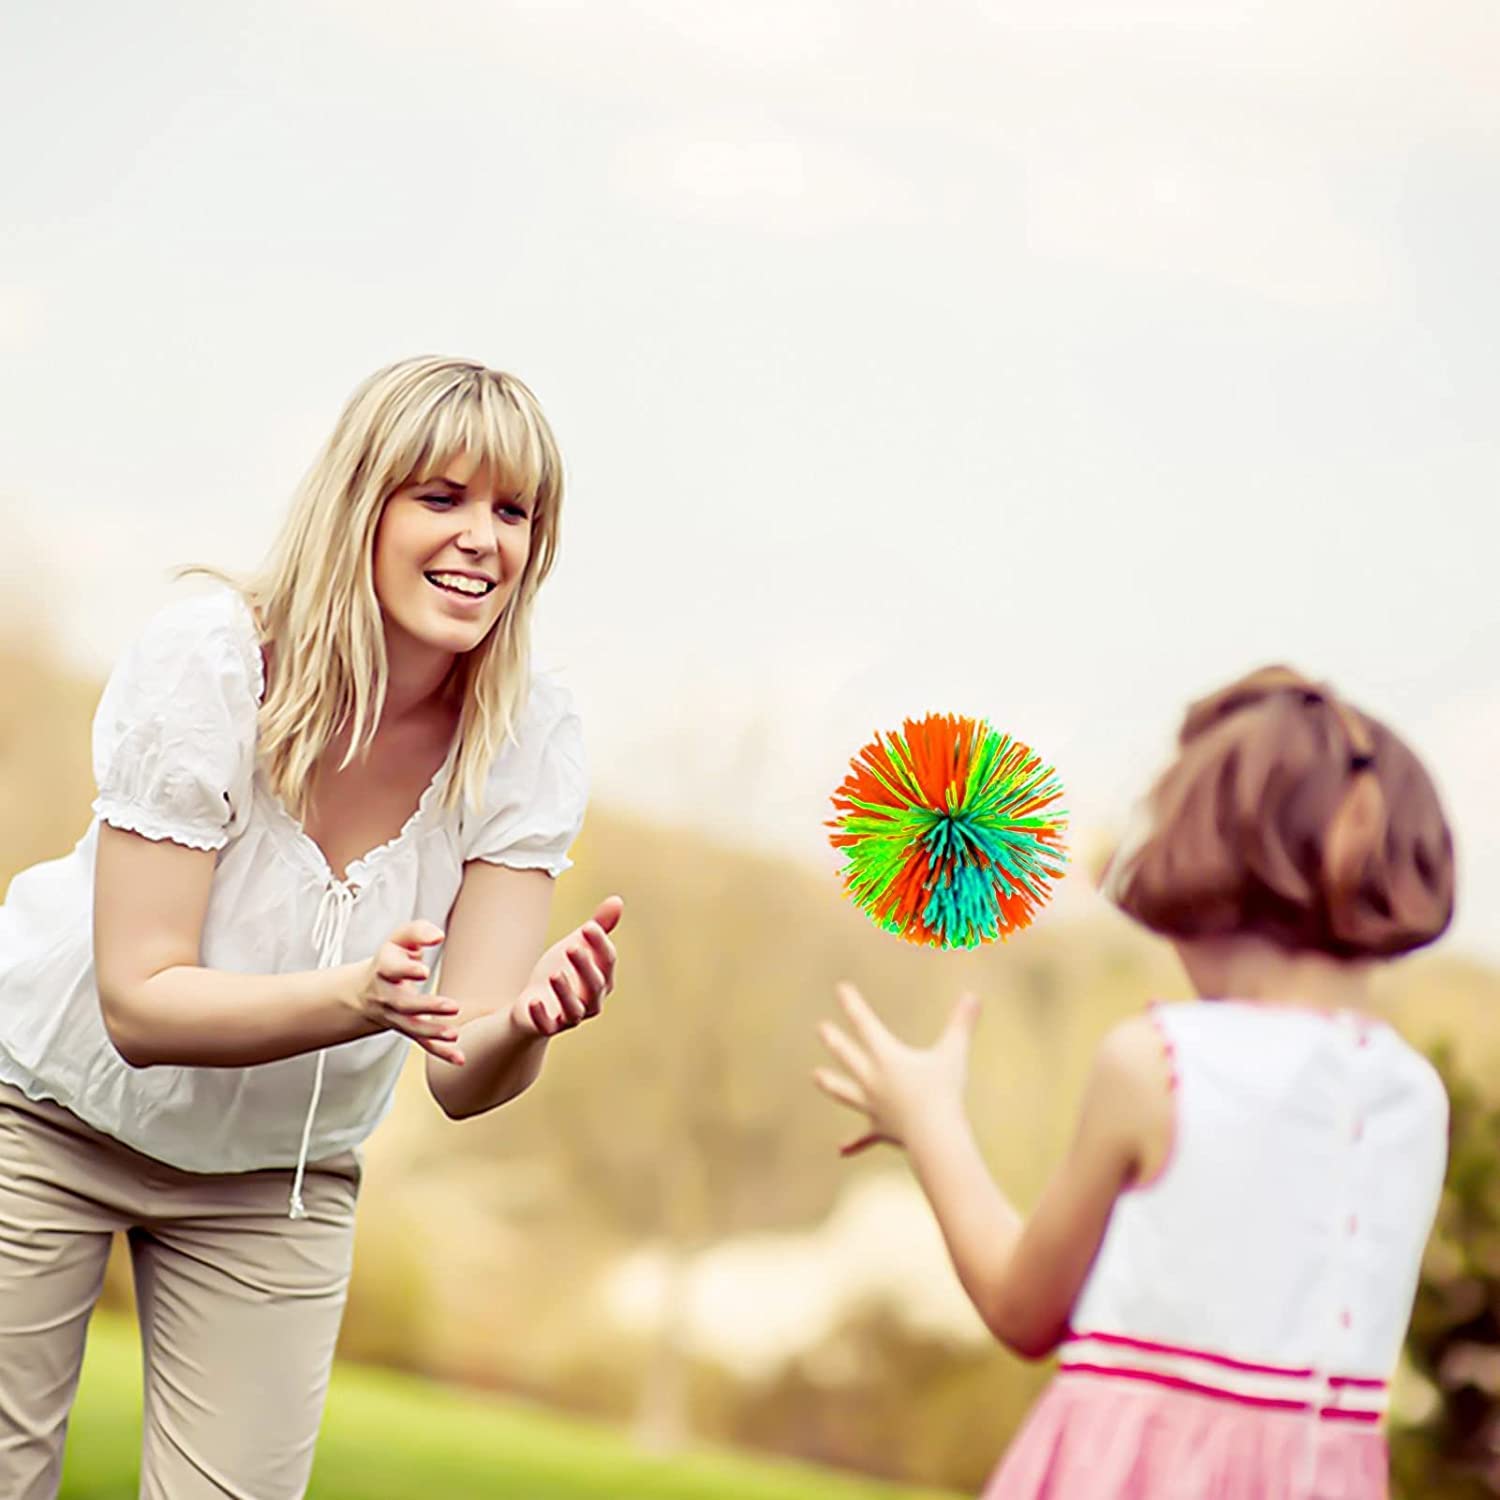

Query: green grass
[[61, 1314, 961, 1499]]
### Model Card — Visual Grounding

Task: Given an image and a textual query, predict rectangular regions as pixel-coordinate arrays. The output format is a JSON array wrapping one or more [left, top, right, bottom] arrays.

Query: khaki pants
[[0, 1082, 360, 1499]]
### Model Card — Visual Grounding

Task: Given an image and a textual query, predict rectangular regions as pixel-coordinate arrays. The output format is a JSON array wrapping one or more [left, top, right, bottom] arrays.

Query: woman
[[0, 355, 622, 1498]]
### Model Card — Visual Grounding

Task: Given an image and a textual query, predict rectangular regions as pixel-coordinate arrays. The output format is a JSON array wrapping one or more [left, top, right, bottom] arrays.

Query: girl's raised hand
[[511, 896, 623, 1038], [814, 983, 981, 1156], [352, 920, 466, 1067]]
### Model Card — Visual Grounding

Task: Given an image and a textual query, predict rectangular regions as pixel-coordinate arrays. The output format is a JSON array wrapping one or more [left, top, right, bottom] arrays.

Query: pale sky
[[3, 1, 1497, 960]]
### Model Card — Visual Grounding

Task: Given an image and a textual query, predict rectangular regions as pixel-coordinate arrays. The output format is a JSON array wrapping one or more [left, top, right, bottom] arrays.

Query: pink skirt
[[983, 1371, 1389, 1499]]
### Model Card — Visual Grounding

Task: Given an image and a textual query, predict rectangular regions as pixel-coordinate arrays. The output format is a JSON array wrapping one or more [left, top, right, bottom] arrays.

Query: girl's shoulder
[[1147, 998, 1449, 1118]]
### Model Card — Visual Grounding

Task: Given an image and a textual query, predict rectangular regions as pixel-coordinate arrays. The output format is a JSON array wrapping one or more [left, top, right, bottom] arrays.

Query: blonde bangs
[[405, 372, 561, 517], [219, 356, 566, 826]]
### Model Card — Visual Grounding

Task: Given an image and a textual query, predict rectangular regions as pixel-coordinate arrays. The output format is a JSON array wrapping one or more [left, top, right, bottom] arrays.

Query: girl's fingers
[[835, 983, 890, 1052], [817, 1021, 873, 1087], [941, 991, 982, 1050], [529, 997, 557, 1036], [422, 1037, 466, 1067], [811, 1066, 867, 1113]]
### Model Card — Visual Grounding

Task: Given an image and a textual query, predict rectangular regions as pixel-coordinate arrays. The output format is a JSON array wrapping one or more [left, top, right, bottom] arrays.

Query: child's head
[[1103, 666, 1454, 961]]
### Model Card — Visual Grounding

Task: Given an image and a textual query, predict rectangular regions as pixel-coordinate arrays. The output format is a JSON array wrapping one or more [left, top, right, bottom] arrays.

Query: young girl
[[815, 667, 1456, 1497], [0, 356, 622, 1499]]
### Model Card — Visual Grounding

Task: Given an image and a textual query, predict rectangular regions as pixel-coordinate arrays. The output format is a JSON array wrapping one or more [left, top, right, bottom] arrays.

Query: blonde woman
[[0, 357, 621, 1499]]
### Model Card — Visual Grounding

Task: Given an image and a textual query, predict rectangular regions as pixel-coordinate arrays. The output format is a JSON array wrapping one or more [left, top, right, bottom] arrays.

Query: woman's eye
[[497, 503, 530, 523], [420, 493, 458, 509]]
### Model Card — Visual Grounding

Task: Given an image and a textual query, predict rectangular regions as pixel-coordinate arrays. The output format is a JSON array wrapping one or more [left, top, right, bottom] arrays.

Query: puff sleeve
[[90, 591, 261, 852], [461, 674, 587, 876]]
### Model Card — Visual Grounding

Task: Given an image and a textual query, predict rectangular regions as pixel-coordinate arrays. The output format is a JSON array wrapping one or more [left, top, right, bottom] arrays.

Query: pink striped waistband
[[1058, 1329, 1388, 1424]]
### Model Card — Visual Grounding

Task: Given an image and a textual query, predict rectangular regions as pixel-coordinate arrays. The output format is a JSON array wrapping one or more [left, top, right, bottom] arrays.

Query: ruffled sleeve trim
[[462, 672, 587, 878], [92, 797, 230, 852], [90, 588, 261, 853]]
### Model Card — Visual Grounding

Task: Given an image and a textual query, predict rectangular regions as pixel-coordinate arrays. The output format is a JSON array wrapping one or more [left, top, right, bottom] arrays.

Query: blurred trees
[[0, 641, 98, 878], [1393, 1046, 1500, 1497], [3, 627, 1498, 1495]]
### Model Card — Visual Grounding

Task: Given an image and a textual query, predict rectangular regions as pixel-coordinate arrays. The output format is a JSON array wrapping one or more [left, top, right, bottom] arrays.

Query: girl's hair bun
[[1104, 666, 1454, 958]]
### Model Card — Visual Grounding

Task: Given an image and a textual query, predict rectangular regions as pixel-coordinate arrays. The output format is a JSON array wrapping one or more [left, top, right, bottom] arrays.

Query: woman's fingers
[[566, 943, 608, 1007], [591, 895, 625, 935], [390, 920, 445, 953], [817, 1021, 872, 1086], [383, 1007, 459, 1040], [420, 1035, 466, 1067], [521, 920, 623, 1037], [811, 1066, 866, 1113], [386, 1006, 464, 1064], [384, 988, 459, 1017], [550, 972, 586, 1024], [579, 923, 617, 988], [378, 953, 430, 985]]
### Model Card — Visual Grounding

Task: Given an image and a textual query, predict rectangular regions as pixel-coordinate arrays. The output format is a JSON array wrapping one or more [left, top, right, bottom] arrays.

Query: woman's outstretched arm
[[94, 825, 463, 1067], [424, 861, 622, 1120]]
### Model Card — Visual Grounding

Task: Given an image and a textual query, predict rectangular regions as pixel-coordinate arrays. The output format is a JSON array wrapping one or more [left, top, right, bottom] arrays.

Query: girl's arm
[[423, 861, 622, 1121], [815, 986, 1171, 1359], [94, 825, 465, 1067]]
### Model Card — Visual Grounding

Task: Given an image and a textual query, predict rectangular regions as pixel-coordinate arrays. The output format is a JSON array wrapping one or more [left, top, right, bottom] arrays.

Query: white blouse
[[0, 587, 586, 1211]]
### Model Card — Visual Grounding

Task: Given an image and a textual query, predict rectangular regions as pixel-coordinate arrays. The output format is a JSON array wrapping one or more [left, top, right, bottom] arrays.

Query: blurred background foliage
[[3, 624, 1495, 1496]]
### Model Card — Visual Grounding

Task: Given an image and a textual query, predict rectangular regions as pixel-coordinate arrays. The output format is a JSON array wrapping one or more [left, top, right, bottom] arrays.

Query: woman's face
[[372, 454, 533, 660]]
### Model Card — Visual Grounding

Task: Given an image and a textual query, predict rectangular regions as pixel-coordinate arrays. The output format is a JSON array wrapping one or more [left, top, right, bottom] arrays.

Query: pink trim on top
[[1129, 1002, 1178, 1192], [1064, 1327, 1321, 1379], [1207, 999, 1389, 1036], [1059, 1362, 1301, 1412], [1056, 1363, 1384, 1425]]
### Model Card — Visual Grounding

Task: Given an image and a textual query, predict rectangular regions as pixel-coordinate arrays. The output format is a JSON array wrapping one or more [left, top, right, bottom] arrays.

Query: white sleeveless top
[[0, 588, 586, 1204], [1062, 1001, 1448, 1424]]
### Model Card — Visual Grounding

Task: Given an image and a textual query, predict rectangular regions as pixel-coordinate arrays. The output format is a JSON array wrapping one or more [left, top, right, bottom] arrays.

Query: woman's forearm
[[428, 1007, 550, 1120], [100, 961, 378, 1068]]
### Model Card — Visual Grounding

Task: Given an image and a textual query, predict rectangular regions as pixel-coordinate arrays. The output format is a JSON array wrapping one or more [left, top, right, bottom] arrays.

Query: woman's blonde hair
[[199, 355, 564, 819], [1103, 666, 1454, 958]]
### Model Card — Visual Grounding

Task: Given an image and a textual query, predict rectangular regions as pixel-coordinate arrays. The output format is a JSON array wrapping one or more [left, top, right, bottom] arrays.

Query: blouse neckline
[[228, 589, 461, 893]]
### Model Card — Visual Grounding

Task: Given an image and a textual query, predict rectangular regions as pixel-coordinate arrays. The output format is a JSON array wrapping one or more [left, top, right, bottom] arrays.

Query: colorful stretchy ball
[[828, 714, 1068, 949]]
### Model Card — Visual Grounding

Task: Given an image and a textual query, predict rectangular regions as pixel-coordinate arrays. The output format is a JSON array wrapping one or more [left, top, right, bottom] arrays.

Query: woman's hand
[[351, 920, 466, 1066], [814, 983, 980, 1155], [509, 897, 622, 1038]]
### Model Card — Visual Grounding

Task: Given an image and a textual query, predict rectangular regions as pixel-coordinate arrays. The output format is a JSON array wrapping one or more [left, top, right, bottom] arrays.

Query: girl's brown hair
[[1104, 666, 1454, 958]]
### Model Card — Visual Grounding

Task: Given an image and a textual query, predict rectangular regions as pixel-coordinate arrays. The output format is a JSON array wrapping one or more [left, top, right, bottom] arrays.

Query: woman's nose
[[455, 503, 498, 554]]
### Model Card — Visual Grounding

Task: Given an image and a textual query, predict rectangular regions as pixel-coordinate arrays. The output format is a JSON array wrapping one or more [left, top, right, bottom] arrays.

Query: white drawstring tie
[[288, 879, 356, 1219]]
